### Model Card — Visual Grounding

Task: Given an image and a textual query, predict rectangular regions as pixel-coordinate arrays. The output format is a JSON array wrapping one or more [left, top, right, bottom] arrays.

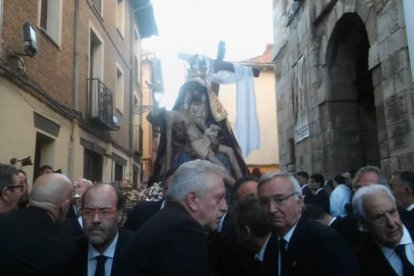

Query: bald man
[[0, 173, 77, 276]]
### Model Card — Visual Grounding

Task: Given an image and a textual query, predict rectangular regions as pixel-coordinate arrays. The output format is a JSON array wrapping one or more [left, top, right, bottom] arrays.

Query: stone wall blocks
[[378, 28, 407, 62], [369, 42, 381, 70], [372, 0, 386, 13], [377, 0, 400, 43], [380, 156, 400, 176], [365, 7, 378, 45], [399, 150, 414, 170]]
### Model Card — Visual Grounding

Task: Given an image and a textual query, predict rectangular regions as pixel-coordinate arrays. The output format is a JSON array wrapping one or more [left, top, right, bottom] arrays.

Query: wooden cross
[[210, 41, 260, 95], [178, 41, 260, 95]]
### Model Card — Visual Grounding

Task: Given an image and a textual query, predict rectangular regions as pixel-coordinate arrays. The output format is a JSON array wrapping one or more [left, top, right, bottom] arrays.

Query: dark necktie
[[395, 244, 414, 276], [279, 238, 287, 276], [95, 255, 107, 276]]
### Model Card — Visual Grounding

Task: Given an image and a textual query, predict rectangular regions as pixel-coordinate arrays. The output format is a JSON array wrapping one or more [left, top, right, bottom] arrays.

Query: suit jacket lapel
[[284, 216, 307, 275], [366, 237, 397, 275], [111, 229, 132, 276]]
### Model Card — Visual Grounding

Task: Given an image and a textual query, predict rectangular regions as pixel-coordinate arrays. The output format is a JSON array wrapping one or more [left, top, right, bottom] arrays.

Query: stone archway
[[322, 13, 380, 175]]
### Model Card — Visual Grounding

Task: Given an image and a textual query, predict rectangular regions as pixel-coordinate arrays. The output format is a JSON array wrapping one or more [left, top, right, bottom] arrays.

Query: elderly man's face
[[197, 173, 227, 232], [361, 191, 403, 248], [258, 177, 302, 236], [354, 171, 379, 190], [81, 185, 120, 253]]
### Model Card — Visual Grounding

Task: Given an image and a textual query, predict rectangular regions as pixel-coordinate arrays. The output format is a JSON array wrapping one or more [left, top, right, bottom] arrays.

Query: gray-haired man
[[353, 184, 414, 276], [117, 159, 228, 276]]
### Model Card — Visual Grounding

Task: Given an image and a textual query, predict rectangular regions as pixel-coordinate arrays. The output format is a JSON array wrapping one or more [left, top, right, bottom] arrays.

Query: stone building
[[273, 0, 414, 177], [0, 0, 158, 187]]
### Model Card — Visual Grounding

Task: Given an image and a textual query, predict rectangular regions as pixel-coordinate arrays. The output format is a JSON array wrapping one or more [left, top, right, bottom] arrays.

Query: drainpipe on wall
[[129, 7, 136, 184], [68, 0, 81, 179]]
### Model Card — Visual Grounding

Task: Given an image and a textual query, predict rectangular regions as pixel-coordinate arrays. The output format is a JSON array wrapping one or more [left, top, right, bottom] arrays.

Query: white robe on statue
[[208, 64, 260, 157]]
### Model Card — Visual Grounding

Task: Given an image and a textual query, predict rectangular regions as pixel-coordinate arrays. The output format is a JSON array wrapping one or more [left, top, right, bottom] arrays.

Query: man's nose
[[384, 213, 398, 227], [269, 200, 279, 213], [220, 199, 228, 212], [92, 212, 102, 223]]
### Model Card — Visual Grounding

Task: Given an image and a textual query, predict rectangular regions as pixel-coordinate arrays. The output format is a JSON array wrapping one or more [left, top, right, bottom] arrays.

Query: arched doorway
[[323, 13, 380, 175]]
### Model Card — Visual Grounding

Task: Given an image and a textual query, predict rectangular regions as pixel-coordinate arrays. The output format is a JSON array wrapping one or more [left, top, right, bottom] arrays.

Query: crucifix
[[211, 41, 260, 94], [178, 41, 260, 95]]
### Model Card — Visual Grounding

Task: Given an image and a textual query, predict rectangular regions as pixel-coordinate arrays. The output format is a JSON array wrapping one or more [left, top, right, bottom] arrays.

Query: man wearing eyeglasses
[[354, 184, 414, 276], [257, 173, 358, 276], [0, 163, 21, 213], [75, 183, 132, 276]]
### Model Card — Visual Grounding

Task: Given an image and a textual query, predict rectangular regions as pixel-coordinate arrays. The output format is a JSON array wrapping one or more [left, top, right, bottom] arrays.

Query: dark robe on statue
[[148, 80, 247, 185]]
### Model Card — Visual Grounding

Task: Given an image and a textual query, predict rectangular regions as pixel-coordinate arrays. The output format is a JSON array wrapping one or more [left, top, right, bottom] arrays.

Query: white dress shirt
[[329, 184, 351, 217], [87, 233, 119, 276], [378, 225, 414, 275], [255, 233, 271, 262]]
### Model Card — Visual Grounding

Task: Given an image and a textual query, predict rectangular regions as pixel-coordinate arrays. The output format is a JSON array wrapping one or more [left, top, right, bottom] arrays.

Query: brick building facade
[[0, 0, 158, 187], [273, 0, 414, 177]]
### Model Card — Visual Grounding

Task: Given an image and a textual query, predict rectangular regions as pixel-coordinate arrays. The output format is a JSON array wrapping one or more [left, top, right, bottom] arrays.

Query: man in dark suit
[[353, 184, 414, 276], [258, 172, 358, 276], [230, 197, 273, 276], [0, 173, 77, 276], [309, 173, 330, 214], [75, 183, 132, 276], [209, 176, 260, 275], [116, 160, 229, 276], [336, 166, 413, 250]]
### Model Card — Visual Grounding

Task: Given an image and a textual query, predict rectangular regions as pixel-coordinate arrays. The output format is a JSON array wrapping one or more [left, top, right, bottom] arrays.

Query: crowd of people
[[0, 160, 414, 276]]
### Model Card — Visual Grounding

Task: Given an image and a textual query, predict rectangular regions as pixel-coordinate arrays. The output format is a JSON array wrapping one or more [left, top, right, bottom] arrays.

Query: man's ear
[[404, 186, 412, 197], [297, 194, 304, 205], [1, 187, 11, 203], [61, 198, 72, 213], [239, 225, 252, 240], [185, 192, 199, 212], [117, 210, 123, 224]]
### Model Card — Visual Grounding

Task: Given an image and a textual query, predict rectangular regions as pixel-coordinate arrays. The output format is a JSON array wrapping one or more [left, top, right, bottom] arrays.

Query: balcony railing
[[88, 78, 115, 130]]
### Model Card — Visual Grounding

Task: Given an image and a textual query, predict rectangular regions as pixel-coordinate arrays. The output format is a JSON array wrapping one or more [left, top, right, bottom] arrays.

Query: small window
[[116, 66, 124, 113], [39, 0, 62, 44], [116, 0, 125, 36]]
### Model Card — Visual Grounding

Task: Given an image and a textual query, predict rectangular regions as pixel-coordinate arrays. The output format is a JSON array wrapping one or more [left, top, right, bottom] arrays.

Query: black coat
[[357, 222, 414, 276], [123, 200, 163, 231], [262, 216, 359, 276], [116, 201, 210, 276], [74, 228, 133, 276], [0, 207, 77, 276]]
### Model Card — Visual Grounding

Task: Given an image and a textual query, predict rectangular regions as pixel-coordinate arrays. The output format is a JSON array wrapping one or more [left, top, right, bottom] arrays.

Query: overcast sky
[[142, 0, 274, 108]]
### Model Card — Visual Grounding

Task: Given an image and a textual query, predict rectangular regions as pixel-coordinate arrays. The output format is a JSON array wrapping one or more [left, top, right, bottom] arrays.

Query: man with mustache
[[258, 172, 358, 275], [76, 183, 132, 276], [353, 184, 414, 276]]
